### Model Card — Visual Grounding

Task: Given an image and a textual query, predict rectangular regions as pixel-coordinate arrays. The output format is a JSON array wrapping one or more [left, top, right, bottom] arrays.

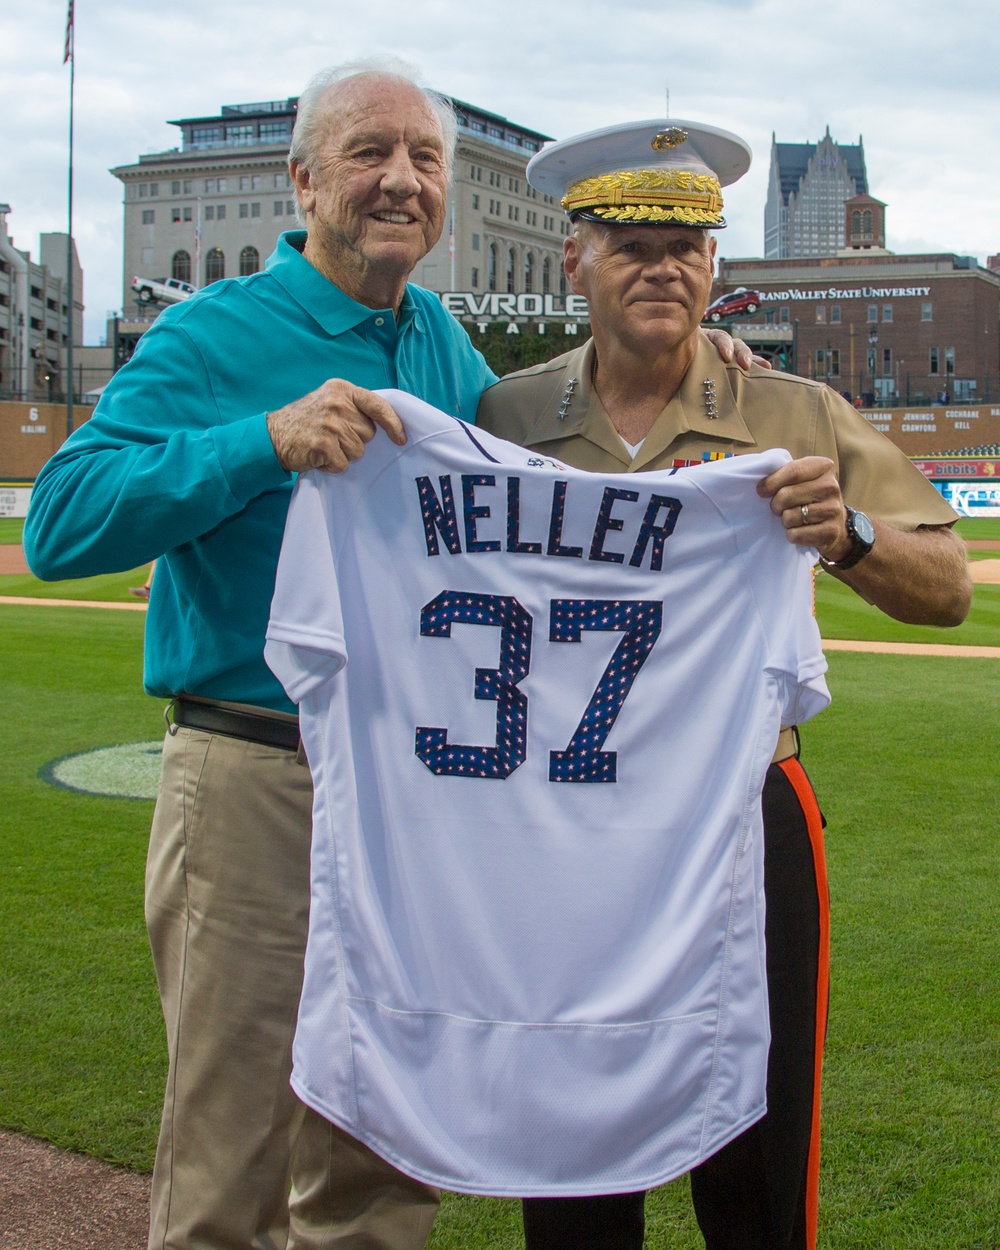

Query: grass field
[[0, 565, 998, 1245]]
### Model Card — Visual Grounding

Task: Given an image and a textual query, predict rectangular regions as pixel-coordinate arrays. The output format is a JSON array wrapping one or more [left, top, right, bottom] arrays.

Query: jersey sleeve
[[265, 471, 348, 704], [694, 452, 831, 728]]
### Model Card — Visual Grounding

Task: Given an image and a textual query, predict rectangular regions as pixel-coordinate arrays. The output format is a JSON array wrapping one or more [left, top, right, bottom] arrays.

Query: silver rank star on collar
[[557, 376, 578, 420], [702, 378, 718, 420]]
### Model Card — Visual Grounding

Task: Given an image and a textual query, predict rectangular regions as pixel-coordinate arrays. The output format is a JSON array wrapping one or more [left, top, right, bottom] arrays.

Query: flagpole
[[64, 0, 75, 437]]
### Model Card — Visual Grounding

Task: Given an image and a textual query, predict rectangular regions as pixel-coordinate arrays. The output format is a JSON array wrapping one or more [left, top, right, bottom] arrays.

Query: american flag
[[63, 0, 74, 64]]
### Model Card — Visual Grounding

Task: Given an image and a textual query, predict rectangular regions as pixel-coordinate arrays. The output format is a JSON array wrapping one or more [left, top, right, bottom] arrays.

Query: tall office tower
[[764, 126, 868, 259]]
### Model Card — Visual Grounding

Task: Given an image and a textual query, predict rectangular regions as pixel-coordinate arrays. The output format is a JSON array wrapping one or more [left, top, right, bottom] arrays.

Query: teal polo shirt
[[25, 232, 496, 711]]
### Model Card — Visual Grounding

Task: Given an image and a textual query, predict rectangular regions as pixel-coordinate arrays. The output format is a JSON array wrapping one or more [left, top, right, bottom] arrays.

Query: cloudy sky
[[2, 0, 997, 342]]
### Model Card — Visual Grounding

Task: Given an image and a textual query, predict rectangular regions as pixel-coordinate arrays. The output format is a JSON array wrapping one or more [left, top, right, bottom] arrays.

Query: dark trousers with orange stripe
[[521, 758, 829, 1250]]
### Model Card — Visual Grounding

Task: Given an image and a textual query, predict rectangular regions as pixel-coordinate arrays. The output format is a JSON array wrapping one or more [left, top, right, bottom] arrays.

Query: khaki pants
[[145, 726, 439, 1250]]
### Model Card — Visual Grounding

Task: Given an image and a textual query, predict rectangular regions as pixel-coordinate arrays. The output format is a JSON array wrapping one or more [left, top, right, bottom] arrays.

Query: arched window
[[542, 256, 551, 295], [524, 251, 534, 294], [506, 247, 516, 294], [239, 246, 260, 276], [205, 248, 225, 284], [862, 209, 872, 234], [851, 210, 861, 235], [488, 243, 497, 292], [559, 268, 567, 298], [171, 250, 191, 282]]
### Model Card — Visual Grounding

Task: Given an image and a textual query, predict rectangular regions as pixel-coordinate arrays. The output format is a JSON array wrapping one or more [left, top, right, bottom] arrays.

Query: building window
[[218, 178, 228, 192], [945, 346, 955, 375], [183, 207, 193, 222], [205, 248, 225, 284], [274, 201, 284, 215], [524, 251, 534, 293], [274, 172, 290, 189], [921, 302, 933, 322], [286, 200, 296, 215], [780, 306, 790, 324], [205, 205, 215, 220], [867, 348, 876, 374], [815, 306, 825, 323], [251, 202, 261, 218], [867, 305, 878, 322], [830, 305, 841, 324], [239, 203, 249, 218], [240, 176, 251, 192], [149, 183, 159, 196], [251, 175, 262, 191], [506, 248, 516, 294], [472, 194, 479, 210], [192, 125, 222, 145], [260, 121, 289, 143], [239, 246, 260, 276], [559, 269, 567, 297], [929, 347, 940, 375], [882, 347, 892, 374], [172, 250, 192, 282], [141, 209, 155, 225], [830, 349, 840, 377], [471, 233, 480, 251], [542, 256, 551, 294], [171, 180, 181, 195], [227, 124, 254, 145], [172, 207, 182, 223], [217, 204, 227, 220], [883, 304, 893, 322], [139, 183, 149, 197], [488, 243, 497, 292], [471, 267, 479, 288]]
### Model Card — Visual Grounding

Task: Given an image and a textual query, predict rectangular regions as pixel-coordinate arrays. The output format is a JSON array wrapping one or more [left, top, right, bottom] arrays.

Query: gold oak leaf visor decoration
[[562, 169, 726, 227]]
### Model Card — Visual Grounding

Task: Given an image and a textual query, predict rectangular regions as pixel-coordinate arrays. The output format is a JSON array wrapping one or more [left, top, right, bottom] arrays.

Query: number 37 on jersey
[[415, 591, 663, 785]]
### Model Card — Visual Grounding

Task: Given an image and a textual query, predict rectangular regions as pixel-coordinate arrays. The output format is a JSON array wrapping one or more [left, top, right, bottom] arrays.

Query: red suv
[[703, 288, 761, 322]]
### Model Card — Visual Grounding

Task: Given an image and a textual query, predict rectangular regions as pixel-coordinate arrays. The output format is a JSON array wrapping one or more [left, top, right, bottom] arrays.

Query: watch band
[[821, 507, 875, 571]]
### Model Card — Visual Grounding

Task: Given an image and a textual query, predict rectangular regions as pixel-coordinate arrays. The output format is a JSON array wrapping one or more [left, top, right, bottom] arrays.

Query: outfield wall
[[0, 402, 92, 479]]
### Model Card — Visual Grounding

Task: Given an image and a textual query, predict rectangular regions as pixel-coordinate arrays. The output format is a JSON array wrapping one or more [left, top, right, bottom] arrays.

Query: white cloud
[[2, 0, 997, 340]]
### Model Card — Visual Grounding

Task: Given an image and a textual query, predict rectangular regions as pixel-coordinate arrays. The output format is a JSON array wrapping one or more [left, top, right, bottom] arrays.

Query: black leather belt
[[171, 696, 300, 752]]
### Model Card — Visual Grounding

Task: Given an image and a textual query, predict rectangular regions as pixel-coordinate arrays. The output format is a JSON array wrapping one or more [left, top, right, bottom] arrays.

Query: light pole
[[868, 325, 878, 404]]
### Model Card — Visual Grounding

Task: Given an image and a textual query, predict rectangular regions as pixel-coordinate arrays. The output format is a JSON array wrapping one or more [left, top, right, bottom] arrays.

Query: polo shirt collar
[[266, 231, 423, 338]]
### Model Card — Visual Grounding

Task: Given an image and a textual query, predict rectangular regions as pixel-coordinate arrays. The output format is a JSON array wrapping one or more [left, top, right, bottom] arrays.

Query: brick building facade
[[716, 250, 1000, 407]]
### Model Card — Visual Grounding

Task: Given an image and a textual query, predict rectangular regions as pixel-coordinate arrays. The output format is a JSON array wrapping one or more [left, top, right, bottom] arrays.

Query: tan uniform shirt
[[476, 335, 957, 531]]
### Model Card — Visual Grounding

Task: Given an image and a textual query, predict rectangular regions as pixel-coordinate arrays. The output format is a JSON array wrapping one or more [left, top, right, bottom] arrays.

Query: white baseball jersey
[[264, 391, 830, 1197]]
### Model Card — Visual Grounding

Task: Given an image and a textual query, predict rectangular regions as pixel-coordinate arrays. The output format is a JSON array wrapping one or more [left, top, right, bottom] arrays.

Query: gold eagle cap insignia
[[652, 127, 688, 150]]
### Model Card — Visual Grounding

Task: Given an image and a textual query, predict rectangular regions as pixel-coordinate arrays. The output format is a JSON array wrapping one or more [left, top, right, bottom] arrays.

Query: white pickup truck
[[131, 275, 197, 306]]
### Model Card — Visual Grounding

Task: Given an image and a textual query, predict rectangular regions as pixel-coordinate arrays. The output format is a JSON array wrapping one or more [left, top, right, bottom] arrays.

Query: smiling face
[[563, 222, 717, 358], [291, 74, 450, 310]]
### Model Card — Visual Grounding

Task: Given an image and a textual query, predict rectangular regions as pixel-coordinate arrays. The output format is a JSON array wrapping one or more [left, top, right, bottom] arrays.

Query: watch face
[[852, 510, 876, 546]]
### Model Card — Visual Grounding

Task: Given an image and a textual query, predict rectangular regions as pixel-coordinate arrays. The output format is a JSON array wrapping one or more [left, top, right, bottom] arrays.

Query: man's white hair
[[289, 56, 457, 177]]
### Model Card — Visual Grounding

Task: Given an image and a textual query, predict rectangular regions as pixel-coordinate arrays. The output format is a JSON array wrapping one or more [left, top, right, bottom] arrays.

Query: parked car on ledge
[[702, 287, 761, 322], [131, 275, 197, 306]]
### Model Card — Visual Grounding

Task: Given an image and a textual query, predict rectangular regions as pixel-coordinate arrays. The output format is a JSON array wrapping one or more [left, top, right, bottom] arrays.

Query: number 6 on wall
[[415, 592, 662, 783]]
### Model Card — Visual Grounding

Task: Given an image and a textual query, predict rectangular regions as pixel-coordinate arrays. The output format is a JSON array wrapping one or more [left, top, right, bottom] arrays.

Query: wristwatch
[[821, 507, 876, 570]]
